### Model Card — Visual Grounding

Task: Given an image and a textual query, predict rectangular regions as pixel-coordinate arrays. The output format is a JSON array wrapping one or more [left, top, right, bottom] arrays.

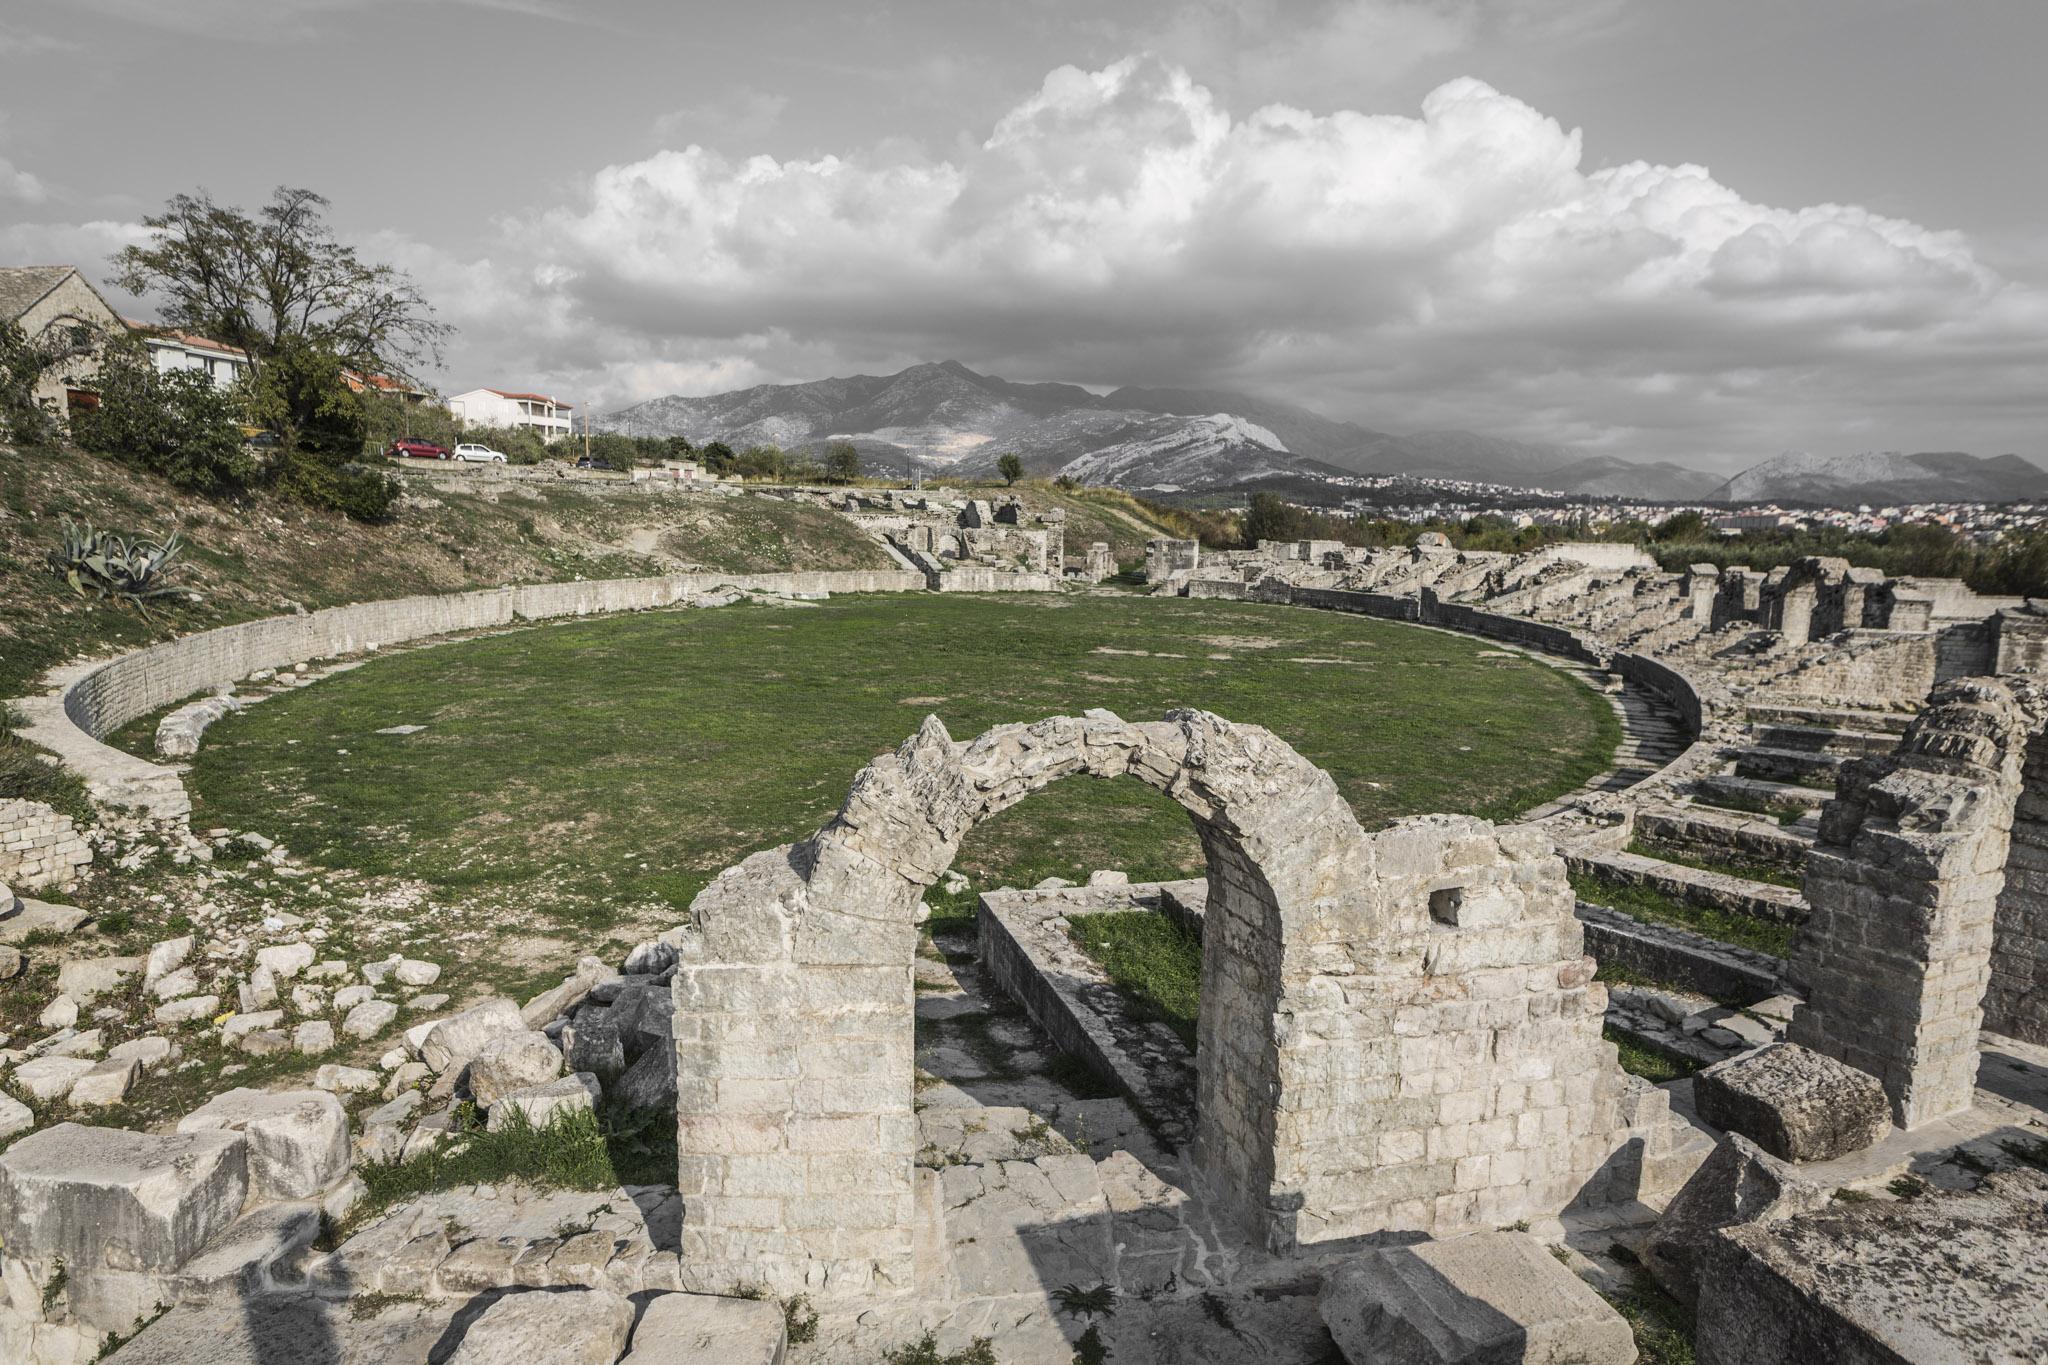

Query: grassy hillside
[[0, 443, 903, 698]]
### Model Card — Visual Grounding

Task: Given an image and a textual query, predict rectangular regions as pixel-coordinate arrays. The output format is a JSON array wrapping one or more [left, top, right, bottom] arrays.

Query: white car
[[454, 443, 508, 463]]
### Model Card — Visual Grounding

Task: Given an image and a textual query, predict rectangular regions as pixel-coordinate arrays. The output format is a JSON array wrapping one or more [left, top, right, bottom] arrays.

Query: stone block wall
[[1989, 725, 2048, 1044], [0, 798, 91, 889], [671, 710, 1681, 1296], [1788, 679, 2032, 1125]]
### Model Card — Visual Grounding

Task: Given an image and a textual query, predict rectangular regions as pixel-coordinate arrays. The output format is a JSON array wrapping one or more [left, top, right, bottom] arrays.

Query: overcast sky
[[4, 0, 2044, 471]]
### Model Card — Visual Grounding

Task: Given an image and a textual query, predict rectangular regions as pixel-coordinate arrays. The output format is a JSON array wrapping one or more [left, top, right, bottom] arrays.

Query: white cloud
[[466, 55, 2045, 464], [653, 90, 790, 151]]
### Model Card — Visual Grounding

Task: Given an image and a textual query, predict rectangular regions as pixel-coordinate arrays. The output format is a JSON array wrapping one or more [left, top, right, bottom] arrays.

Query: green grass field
[[185, 592, 1619, 994]]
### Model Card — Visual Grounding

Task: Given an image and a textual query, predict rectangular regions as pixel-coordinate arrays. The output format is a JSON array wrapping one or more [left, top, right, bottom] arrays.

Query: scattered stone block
[[613, 1044, 675, 1110], [520, 956, 618, 1029], [447, 1287, 634, 1365], [240, 1029, 292, 1057], [0, 897, 90, 945], [1693, 1043, 1890, 1162], [0, 945, 20, 979], [365, 1091, 422, 1128], [394, 958, 440, 987], [220, 1009, 284, 1044], [1319, 1231, 1637, 1365], [150, 965, 200, 1001], [620, 1292, 788, 1364], [57, 955, 141, 1001], [0, 1092, 33, 1139], [38, 994, 78, 1030], [1087, 869, 1129, 887], [314, 1064, 381, 1094], [178, 1089, 350, 1202], [0, 1122, 248, 1274], [1644, 1133, 1831, 1310], [294, 1020, 336, 1054], [333, 983, 376, 1011], [487, 1072, 600, 1132], [106, 1035, 175, 1072], [254, 942, 315, 981], [343, 999, 399, 1039], [291, 984, 327, 1014], [465, 1031, 562, 1107], [153, 993, 219, 1027], [142, 936, 194, 991], [240, 966, 280, 1011], [566, 1019, 625, 1081], [304, 959, 350, 981], [48, 1026, 106, 1058], [67, 1055, 141, 1108], [421, 998, 526, 1073], [13, 1055, 95, 1101]]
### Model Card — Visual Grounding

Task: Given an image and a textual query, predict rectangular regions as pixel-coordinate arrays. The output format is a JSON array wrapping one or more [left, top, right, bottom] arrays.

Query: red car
[[385, 437, 453, 460]]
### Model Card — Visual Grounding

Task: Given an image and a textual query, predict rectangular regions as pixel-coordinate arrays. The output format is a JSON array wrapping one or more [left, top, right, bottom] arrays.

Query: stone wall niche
[[671, 710, 1678, 1299]]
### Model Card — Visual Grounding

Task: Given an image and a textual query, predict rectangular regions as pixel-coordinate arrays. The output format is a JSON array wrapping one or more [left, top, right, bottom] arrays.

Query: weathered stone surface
[[421, 998, 526, 1073], [178, 1089, 349, 1202], [315, 1064, 381, 1094], [521, 956, 618, 1029], [1693, 1043, 1890, 1161], [294, 1020, 336, 1054], [0, 1123, 248, 1274], [67, 1055, 141, 1108], [447, 1287, 633, 1365], [57, 955, 141, 1001], [1319, 1232, 1638, 1365], [343, 999, 399, 1039], [393, 959, 440, 987], [565, 1019, 625, 1081], [99, 1291, 454, 1364], [465, 1031, 562, 1108], [1644, 1134, 1831, 1310], [614, 1043, 675, 1110], [620, 1292, 787, 1364], [106, 1035, 175, 1072], [220, 1010, 283, 1044], [487, 1072, 600, 1132], [154, 993, 219, 1027], [37, 994, 77, 1030], [253, 942, 315, 981], [13, 1055, 95, 1101], [0, 1092, 32, 1139], [1696, 1168, 2048, 1365], [141, 936, 193, 991]]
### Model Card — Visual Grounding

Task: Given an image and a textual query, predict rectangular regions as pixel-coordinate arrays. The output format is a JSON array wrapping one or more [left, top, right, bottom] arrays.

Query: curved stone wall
[[11, 569, 926, 820]]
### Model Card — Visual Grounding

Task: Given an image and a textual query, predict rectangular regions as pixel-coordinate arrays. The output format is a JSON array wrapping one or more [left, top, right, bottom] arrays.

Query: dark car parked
[[574, 456, 615, 471], [386, 437, 454, 460]]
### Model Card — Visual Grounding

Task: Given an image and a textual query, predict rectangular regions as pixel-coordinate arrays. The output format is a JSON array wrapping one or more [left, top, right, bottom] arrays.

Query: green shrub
[[74, 347, 255, 495], [272, 449, 400, 522]]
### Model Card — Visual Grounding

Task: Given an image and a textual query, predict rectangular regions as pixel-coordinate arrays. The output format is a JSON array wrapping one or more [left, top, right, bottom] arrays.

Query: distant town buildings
[[444, 388, 574, 441], [137, 326, 250, 390], [0, 265, 123, 418]]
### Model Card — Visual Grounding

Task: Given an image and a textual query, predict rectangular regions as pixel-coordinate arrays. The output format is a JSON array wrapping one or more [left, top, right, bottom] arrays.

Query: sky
[[2, 0, 2044, 472]]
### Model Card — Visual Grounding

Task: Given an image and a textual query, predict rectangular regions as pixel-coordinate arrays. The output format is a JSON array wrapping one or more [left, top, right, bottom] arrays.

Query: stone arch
[[1790, 675, 2048, 1125], [670, 709, 1666, 1297]]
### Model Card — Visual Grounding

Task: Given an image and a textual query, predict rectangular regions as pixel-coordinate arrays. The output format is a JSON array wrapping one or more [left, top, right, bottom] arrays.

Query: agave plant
[[48, 516, 190, 617]]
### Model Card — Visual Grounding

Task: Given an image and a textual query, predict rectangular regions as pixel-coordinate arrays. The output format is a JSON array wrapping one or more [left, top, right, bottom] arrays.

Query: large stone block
[[1318, 1231, 1637, 1365], [421, 998, 527, 1073], [466, 1031, 562, 1108], [448, 1287, 634, 1365], [177, 1089, 349, 1202], [620, 1292, 787, 1363], [0, 1123, 248, 1274], [1643, 1134, 1831, 1310], [1692, 1044, 1890, 1162]]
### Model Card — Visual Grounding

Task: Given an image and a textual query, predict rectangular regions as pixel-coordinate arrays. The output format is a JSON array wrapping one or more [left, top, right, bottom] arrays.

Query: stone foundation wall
[[0, 798, 92, 889], [1989, 727, 2048, 1043]]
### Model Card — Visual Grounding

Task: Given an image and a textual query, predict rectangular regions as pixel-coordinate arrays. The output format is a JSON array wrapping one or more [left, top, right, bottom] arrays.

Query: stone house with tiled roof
[[0, 265, 125, 421]]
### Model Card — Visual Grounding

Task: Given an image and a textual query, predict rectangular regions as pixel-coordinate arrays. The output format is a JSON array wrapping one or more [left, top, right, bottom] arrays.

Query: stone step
[[1731, 746, 1844, 787], [1576, 901, 1790, 1003], [1633, 805, 1812, 872], [1567, 848, 1807, 925], [1743, 703, 1911, 735], [1748, 724, 1897, 758], [1693, 774, 1833, 812]]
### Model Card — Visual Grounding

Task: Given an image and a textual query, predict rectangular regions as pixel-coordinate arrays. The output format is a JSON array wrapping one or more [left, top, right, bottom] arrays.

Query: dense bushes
[[73, 348, 255, 495]]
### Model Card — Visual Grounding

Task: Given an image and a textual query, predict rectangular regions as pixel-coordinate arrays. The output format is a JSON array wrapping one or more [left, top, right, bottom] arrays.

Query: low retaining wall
[[11, 568, 949, 820], [1576, 902, 1787, 1003], [0, 798, 93, 890]]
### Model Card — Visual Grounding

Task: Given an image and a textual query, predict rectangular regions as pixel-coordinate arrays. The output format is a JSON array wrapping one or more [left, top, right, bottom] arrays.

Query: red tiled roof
[[486, 389, 572, 408], [136, 325, 249, 359]]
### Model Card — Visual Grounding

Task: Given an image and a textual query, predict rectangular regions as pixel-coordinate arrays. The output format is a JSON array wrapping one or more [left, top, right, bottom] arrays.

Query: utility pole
[[583, 401, 591, 464]]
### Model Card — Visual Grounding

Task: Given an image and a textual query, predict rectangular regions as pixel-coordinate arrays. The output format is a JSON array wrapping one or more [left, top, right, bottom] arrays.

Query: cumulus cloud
[[466, 56, 2044, 464]]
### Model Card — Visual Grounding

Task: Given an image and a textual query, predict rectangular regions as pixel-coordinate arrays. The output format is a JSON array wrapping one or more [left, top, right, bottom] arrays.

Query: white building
[[445, 387, 575, 441], [138, 327, 251, 390]]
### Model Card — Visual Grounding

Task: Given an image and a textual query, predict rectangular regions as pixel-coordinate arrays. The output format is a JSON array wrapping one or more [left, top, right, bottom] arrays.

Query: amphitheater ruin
[[3, 490, 2046, 1363]]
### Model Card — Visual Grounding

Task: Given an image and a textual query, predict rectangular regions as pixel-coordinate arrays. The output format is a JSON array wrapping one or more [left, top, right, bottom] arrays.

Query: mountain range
[[1707, 450, 2048, 505], [596, 361, 2037, 504]]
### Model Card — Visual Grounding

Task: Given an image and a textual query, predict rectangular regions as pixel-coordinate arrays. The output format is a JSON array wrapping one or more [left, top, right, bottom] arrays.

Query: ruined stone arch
[[670, 709, 1668, 1298]]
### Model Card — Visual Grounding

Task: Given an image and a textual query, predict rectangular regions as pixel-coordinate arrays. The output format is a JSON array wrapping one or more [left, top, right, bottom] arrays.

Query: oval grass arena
[[186, 592, 1620, 992]]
